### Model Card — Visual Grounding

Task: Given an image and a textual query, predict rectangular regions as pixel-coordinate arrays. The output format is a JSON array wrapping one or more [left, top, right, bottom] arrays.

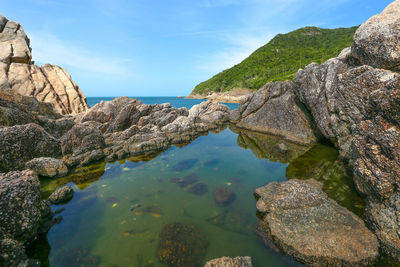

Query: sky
[[2, 0, 393, 96]]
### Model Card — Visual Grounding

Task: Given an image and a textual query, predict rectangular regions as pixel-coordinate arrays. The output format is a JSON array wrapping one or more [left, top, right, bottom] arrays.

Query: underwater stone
[[187, 183, 208, 195], [213, 188, 235, 206], [171, 158, 199, 172], [158, 222, 208, 267], [171, 173, 199, 188], [57, 247, 101, 267], [204, 256, 252, 267]]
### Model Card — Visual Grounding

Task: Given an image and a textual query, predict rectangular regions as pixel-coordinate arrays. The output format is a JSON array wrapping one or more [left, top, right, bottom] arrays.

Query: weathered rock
[[213, 188, 235, 206], [48, 185, 74, 204], [189, 100, 230, 126], [351, 0, 400, 71], [233, 81, 317, 145], [61, 121, 105, 156], [0, 123, 62, 172], [158, 222, 208, 267], [0, 15, 31, 64], [26, 157, 68, 178], [254, 179, 379, 266], [6, 62, 89, 115], [0, 14, 88, 115], [204, 256, 252, 267], [0, 170, 50, 266], [293, 42, 400, 257]]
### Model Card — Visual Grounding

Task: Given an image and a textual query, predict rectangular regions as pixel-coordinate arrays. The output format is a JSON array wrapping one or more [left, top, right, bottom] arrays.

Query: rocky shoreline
[[186, 89, 253, 103], [1, 1, 400, 266]]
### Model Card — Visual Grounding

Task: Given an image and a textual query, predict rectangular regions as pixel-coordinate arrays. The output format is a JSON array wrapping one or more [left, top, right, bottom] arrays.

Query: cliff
[[0, 15, 89, 115]]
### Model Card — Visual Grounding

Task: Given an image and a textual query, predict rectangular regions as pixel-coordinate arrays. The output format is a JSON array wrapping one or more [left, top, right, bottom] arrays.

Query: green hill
[[192, 26, 357, 94]]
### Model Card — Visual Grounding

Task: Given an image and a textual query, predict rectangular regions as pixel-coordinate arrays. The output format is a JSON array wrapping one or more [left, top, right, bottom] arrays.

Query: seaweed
[[157, 222, 208, 267]]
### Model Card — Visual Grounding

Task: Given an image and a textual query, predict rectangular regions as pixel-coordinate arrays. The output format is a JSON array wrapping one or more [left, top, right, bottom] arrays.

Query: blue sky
[[2, 0, 393, 96]]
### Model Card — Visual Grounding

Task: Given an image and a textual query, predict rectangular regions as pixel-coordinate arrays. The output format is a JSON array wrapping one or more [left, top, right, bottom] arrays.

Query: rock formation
[[231, 81, 317, 145], [0, 14, 89, 115], [232, 0, 400, 260], [254, 179, 379, 266], [0, 170, 52, 266]]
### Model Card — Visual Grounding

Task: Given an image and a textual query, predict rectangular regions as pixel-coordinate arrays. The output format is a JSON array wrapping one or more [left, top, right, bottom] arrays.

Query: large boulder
[[254, 179, 379, 266], [0, 123, 62, 172], [351, 0, 400, 71], [6, 62, 89, 115], [0, 15, 31, 64], [293, 44, 400, 258], [25, 157, 68, 178], [232, 81, 317, 145], [0, 170, 50, 266], [0, 14, 89, 115]]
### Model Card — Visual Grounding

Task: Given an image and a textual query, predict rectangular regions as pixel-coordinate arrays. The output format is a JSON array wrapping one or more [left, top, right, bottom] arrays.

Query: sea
[[86, 96, 239, 111]]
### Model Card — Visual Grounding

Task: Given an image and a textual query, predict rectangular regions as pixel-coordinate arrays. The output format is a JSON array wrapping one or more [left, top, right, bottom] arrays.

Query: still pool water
[[27, 126, 364, 267]]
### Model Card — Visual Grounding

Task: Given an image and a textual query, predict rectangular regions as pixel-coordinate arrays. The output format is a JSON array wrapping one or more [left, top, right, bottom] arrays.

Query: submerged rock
[[48, 186, 74, 205], [157, 222, 208, 267], [187, 183, 208, 195], [171, 173, 199, 188], [254, 179, 379, 266], [26, 157, 68, 178], [213, 188, 235, 206], [204, 256, 252, 267], [56, 247, 101, 267], [171, 158, 199, 171]]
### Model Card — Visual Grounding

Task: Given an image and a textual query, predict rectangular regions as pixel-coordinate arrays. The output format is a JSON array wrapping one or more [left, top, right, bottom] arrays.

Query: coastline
[[186, 89, 254, 104]]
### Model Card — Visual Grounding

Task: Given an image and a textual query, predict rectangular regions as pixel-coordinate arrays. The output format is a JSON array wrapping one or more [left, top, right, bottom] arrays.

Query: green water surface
[[28, 127, 363, 267]]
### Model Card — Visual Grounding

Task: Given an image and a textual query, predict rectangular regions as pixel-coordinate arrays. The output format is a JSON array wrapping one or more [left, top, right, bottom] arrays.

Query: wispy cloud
[[28, 32, 134, 76], [196, 33, 273, 73]]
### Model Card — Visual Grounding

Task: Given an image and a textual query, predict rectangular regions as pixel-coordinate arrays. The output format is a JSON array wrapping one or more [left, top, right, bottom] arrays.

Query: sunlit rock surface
[[255, 179, 379, 266]]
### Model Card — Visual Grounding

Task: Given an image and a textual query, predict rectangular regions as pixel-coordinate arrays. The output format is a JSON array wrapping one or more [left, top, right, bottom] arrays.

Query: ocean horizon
[[86, 96, 239, 110]]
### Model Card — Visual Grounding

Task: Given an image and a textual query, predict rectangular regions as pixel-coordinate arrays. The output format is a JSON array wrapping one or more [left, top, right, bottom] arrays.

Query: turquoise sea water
[[27, 97, 366, 267], [86, 96, 239, 110]]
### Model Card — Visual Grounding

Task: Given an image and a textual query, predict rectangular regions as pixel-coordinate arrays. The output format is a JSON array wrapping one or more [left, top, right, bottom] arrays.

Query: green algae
[[286, 144, 366, 218]]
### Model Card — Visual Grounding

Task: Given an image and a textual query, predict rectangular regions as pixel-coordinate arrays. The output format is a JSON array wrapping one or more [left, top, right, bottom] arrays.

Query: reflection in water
[[286, 144, 365, 218], [231, 125, 311, 163], [30, 127, 367, 267]]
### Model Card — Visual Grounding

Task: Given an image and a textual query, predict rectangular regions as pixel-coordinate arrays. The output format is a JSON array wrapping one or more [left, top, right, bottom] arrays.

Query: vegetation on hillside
[[193, 26, 358, 94]]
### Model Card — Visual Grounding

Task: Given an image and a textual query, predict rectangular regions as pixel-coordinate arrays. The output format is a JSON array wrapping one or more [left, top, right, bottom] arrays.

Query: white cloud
[[28, 32, 133, 76]]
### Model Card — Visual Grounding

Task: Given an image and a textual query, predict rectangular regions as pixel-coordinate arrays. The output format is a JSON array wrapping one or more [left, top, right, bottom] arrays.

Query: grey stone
[[255, 179, 379, 266]]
